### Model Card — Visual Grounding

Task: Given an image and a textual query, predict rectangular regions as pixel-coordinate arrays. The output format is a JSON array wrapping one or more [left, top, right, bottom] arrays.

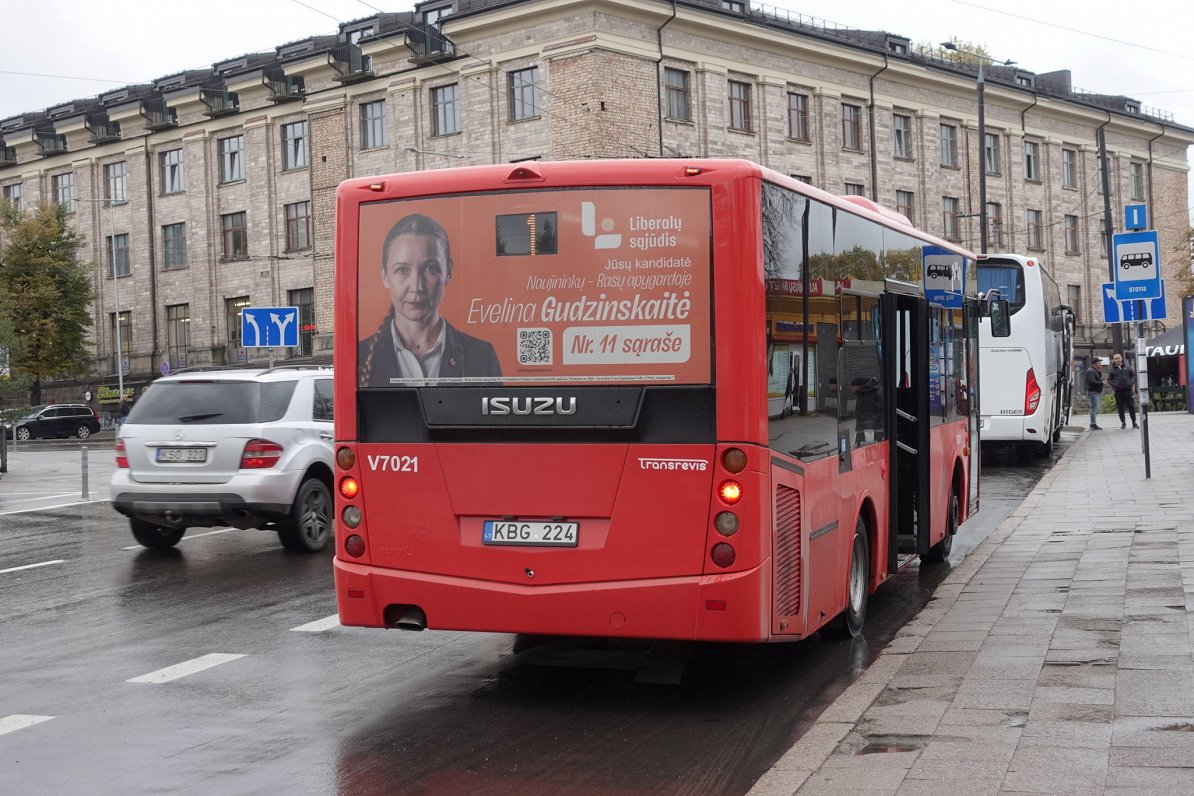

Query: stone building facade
[[0, 0, 1190, 404]]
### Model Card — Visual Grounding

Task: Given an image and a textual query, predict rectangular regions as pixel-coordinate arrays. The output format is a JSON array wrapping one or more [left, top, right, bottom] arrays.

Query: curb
[[747, 427, 1089, 795]]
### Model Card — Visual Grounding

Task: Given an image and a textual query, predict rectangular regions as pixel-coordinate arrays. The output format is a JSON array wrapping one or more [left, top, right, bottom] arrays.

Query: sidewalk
[[751, 411, 1194, 795]]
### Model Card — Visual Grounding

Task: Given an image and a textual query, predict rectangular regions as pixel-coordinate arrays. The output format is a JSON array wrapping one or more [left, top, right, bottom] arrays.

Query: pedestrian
[[1108, 352, 1138, 429], [118, 399, 130, 427], [1085, 357, 1105, 430]]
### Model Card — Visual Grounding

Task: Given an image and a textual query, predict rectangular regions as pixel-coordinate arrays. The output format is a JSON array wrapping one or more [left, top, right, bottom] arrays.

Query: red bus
[[333, 159, 988, 642]]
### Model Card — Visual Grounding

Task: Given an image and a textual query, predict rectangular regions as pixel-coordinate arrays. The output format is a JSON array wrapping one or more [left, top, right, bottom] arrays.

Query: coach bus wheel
[[824, 516, 869, 639], [130, 519, 186, 549], [925, 488, 959, 564]]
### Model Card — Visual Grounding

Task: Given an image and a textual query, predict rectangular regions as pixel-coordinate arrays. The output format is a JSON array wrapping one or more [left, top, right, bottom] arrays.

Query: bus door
[[881, 286, 930, 571]]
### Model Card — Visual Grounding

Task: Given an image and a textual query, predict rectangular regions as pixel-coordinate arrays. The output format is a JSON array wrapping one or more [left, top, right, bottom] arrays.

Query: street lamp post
[[941, 42, 1015, 254], [75, 197, 123, 405]]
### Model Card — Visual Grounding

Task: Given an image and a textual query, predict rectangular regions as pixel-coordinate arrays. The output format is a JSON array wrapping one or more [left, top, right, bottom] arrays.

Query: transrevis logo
[[581, 201, 622, 249]]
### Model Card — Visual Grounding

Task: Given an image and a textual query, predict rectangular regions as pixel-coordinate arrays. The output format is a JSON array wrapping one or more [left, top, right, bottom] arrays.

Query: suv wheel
[[130, 519, 186, 549], [15, 426, 30, 441], [75, 424, 92, 439], [278, 478, 332, 553]]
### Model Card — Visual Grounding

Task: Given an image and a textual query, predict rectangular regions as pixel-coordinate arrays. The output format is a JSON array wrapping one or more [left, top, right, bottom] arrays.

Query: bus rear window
[[977, 260, 1027, 314], [356, 188, 712, 388]]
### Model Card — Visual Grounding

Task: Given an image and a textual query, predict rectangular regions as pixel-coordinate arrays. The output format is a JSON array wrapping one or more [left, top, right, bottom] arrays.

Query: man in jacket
[[1085, 357, 1105, 430], [1109, 352, 1139, 429]]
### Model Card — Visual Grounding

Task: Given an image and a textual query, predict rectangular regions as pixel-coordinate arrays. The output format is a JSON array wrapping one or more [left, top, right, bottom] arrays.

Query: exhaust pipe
[[394, 606, 427, 631]]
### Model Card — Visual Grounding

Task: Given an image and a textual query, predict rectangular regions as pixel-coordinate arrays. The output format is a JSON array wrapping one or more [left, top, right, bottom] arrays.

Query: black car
[[6, 404, 102, 440]]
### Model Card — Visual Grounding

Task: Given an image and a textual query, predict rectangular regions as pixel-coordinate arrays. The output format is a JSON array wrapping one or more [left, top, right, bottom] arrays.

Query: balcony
[[35, 131, 68, 156], [86, 113, 122, 144], [264, 67, 305, 102], [201, 88, 240, 117], [141, 98, 178, 131], [329, 44, 374, 83], [405, 24, 455, 65]]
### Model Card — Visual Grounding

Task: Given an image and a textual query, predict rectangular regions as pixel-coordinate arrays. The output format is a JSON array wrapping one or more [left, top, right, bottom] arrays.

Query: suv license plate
[[156, 447, 207, 463], [482, 520, 578, 547]]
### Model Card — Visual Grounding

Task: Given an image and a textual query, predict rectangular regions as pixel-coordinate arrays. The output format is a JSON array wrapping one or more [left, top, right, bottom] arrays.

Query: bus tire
[[278, 477, 333, 553], [823, 516, 869, 639], [130, 519, 185, 549], [924, 487, 959, 563]]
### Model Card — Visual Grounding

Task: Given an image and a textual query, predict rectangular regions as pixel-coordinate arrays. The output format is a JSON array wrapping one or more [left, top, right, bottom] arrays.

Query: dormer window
[[347, 25, 375, 44], [722, 0, 745, 11]]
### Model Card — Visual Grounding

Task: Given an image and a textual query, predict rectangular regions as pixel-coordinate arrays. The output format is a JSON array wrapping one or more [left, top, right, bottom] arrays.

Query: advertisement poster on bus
[[357, 188, 712, 388]]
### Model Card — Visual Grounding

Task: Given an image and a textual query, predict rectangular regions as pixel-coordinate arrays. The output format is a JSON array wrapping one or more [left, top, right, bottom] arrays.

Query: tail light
[[91, 408, 100, 422], [240, 439, 283, 469], [1024, 368, 1041, 414], [115, 439, 128, 468]]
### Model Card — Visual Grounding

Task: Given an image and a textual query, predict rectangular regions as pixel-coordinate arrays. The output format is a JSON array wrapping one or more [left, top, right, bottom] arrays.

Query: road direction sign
[[1112, 230, 1161, 301], [242, 306, 300, 348], [1124, 204, 1148, 230], [1102, 281, 1168, 323], [922, 246, 964, 308]]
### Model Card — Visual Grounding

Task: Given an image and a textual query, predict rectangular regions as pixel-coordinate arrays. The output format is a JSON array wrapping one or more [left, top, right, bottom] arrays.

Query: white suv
[[110, 366, 334, 553]]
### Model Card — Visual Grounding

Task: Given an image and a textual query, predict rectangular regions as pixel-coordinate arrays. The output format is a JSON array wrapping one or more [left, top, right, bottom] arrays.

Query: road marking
[[120, 528, 236, 551], [0, 715, 54, 736], [127, 653, 245, 684], [290, 614, 341, 632], [0, 560, 66, 575], [0, 498, 107, 516]]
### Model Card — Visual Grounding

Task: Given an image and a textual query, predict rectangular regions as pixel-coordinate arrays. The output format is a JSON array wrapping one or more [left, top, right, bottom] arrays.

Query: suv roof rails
[[168, 364, 264, 375], [257, 363, 333, 376]]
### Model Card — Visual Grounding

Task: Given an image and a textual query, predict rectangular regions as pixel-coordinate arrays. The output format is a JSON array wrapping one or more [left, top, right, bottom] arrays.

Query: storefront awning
[[1144, 327, 1186, 358]]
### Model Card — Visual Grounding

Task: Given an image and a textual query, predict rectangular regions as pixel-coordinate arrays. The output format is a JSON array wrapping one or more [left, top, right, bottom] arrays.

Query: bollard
[[81, 445, 89, 500]]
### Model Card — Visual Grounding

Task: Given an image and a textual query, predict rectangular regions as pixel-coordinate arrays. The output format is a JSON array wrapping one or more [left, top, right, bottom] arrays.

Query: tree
[[1175, 227, 1194, 300], [0, 201, 95, 405]]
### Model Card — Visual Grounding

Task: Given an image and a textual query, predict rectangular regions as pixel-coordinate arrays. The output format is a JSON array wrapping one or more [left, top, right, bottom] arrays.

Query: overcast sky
[[3, 0, 1191, 211]]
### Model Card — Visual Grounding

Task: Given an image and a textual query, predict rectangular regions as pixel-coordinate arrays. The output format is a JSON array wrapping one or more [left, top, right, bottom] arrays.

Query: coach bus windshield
[[355, 188, 713, 389]]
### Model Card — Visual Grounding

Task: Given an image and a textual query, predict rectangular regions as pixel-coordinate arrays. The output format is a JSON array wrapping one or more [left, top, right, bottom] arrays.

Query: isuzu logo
[[481, 396, 577, 416]]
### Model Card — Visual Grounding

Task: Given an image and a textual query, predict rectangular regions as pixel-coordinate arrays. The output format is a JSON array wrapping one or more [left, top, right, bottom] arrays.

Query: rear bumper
[[980, 412, 1048, 445], [111, 490, 291, 528], [333, 557, 774, 642]]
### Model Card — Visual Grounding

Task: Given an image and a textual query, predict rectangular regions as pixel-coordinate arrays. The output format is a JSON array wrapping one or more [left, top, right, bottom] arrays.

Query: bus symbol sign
[[1112, 230, 1160, 301]]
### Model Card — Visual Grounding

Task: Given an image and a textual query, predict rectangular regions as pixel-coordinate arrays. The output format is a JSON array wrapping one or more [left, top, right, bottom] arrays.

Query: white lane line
[[0, 560, 66, 575], [0, 715, 55, 736], [1, 498, 108, 516], [127, 653, 245, 684], [290, 614, 341, 632], [120, 527, 236, 551]]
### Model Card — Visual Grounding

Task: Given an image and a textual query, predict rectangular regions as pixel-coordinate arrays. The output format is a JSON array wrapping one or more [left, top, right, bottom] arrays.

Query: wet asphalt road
[[0, 433, 1073, 795]]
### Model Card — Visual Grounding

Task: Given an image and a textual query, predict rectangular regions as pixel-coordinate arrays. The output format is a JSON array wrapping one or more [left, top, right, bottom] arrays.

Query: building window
[[106, 233, 130, 278], [1064, 214, 1079, 254], [728, 80, 752, 132], [939, 123, 958, 167], [360, 100, 387, 149], [787, 92, 809, 141], [844, 182, 865, 196], [1130, 162, 1145, 200], [722, 0, 744, 10], [1061, 148, 1077, 189], [52, 172, 74, 208], [221, 211, 248, 260], [984, 132, 1000, 175], [226, 295, 250, 362], [288, 287, 315, 358], [284, 201, 311, 251], [282, 121, 308, 170], [1024, 141, 1040, 181], [508, 67, 540, 122], [104, 161, 127, 203], [665, 68, 691, 122], [219, 135, 244, 183], [1067, 284, 1081, 326], [986, 202, 1003, 247], [842, 104, 862, 151], [896, 190, 914, 220], [110, 311, 131, 374], [162, 222, 187, 269], [942, 196, 961, 242], [431, 84, 460, 136], [1, 182, 21, 210], [893, 114, 912, 159], [791, 174, 812, 184], [166, 303, 190, 368], [1026, 209, 1043, 250], [161, 148, 184, 194]]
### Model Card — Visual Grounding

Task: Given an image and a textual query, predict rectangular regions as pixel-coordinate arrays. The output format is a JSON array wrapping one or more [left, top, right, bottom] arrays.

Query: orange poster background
[[357, 187, 712, 385]]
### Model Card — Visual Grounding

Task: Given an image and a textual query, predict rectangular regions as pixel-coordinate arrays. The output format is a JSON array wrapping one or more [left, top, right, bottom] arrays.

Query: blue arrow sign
[[242, 306, 300, 348], [1102, 281, 1167, 323], [1112, 230, 1161, 301]]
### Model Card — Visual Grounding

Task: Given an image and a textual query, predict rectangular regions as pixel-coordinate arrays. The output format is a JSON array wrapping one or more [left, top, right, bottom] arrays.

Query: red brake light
[[718, 480, 743, 505], [115, 439, 128, 468], [339, 477, 359, 499], [240, 439, 284, 469], [1024, 368, 1041, 414]]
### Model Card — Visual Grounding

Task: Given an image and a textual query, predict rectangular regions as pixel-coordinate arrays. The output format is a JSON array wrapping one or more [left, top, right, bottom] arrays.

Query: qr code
[[517, 328, 553, 365]]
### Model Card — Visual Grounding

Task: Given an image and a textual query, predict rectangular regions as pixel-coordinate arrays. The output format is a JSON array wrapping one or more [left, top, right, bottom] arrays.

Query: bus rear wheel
[[925, 487, 959, 563], [823, 516, 869, 639]]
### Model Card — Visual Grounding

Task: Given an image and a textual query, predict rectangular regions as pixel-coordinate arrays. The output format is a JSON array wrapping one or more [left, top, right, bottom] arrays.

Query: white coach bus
[[977, 254, 1074, 458]]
